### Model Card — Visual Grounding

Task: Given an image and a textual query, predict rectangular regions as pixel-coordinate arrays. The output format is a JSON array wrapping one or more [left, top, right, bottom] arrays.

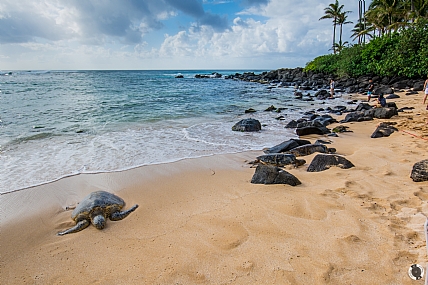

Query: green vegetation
[[306, 0, 428, 78]]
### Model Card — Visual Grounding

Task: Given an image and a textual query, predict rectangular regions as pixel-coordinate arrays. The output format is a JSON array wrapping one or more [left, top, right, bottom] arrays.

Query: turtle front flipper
[[110, 204, 139, 221], [57, 219, 90, 236]]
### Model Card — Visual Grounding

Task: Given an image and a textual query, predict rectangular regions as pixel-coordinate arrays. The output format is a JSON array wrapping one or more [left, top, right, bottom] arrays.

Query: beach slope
[[1, 92, 427, 284]]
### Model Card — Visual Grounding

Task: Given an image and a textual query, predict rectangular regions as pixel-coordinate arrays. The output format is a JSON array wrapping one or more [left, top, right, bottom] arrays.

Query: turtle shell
[[71, 191, 125, 221]]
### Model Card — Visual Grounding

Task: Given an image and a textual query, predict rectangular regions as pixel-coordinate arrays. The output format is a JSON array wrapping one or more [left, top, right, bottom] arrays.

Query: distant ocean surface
[[0, 70, 343, 193]]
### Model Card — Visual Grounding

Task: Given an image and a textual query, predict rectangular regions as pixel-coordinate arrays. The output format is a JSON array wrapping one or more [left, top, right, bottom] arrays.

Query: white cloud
[[155, 1, 333, 60], [159, 31, 194, 57], [152, 0, 363, 68], [0, 0, 367, 69]]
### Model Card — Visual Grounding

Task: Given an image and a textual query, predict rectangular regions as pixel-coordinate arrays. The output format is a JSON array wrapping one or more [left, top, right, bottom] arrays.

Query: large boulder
[[371, 123, 398, 138], [288, 144, 336, 157], [374, 86, 393, 95], [341, 111, 366, 123], [296, 126, 330, 136], [345, 86, 358, 93], [372, 107, 398, 119], [307, 154, 355, 172], [251, 164, 301, 186], [410, 160, 428, 182], [386, 102, 398, 109], [313, 115, 337, 127], [342, 107, 397, 123], [285, 120, 298, 128], [314, 90, 329, 100], [232, 118, 261, 132], [356, 103, 372, 111], [264, 139, 311, 154], [392, 81, 408, 89], [256, 153, 306, 167], [413, 81, 425, 92]]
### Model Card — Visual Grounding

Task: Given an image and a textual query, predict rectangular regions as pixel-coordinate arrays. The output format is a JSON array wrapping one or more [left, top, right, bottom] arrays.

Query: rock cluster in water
[[232, 118, 262, 132], [222, 68, 425, 94]]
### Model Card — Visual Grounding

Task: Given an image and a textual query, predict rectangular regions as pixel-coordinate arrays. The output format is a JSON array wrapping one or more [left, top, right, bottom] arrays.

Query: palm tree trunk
[[333, 18, 337, 54]]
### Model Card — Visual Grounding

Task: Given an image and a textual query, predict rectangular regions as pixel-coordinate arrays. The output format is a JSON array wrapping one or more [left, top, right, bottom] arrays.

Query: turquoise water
[[0, 70, 338, 193]]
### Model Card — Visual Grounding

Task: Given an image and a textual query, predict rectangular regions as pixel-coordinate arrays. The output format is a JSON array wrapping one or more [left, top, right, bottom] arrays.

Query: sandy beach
[[1, 91, 427, 284]]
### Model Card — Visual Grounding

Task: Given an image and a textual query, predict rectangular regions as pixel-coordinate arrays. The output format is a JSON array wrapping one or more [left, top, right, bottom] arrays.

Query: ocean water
[[0, 70, 341, 193]]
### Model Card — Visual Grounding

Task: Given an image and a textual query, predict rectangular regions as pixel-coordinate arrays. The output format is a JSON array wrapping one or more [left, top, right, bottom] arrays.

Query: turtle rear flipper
[[57, 219, 90, 236], [110, 204, 139, 221]]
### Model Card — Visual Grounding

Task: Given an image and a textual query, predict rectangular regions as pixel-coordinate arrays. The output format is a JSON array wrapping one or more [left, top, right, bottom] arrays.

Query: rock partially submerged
[[251, 164, 301, 186], [410, 160, 428, 182], [232, 118, 261, 132], [224, 68, 424, 95], [307, 154, 355, 172]]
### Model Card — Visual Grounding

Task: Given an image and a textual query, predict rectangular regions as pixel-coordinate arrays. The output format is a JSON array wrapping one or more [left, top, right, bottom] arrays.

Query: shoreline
[[1, 91, 427, 284], [0, 150, 264, 196]]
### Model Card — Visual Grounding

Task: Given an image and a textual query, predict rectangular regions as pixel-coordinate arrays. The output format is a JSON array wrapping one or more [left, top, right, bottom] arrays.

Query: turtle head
[[91, 214, 106, 230]]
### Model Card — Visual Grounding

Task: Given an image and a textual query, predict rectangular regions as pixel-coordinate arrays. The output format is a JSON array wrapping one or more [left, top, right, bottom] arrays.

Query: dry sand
[[1, 91, 427, 284]]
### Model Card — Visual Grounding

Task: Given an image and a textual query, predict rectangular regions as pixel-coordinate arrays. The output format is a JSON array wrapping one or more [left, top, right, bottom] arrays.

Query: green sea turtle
[[57, 191, 138, 236]]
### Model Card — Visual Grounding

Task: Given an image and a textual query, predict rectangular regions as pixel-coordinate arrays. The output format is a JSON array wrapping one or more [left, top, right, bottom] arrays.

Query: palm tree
[[406, 0, 428, 22], [319, 0, 346, 54], [337, 11, 353, 45], [333, 40, 349, 53], [350, 0, 427, 44], [368, 0, 406, 35], [365, 5, 389, 36], [351, 21, 374, 43]]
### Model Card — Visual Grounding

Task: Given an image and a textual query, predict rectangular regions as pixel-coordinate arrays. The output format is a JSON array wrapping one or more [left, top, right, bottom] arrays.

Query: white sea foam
[[0, 70, 348, 194]]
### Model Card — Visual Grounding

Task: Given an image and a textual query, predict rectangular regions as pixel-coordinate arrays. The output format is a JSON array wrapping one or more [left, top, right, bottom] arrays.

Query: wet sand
[[1, 91, 427, 284]]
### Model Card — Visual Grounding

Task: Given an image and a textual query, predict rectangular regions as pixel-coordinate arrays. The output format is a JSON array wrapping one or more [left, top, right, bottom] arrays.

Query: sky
[[0, 0, 371, 70]]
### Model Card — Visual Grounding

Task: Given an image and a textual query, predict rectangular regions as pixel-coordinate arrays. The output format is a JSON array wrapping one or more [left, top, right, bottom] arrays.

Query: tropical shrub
[[305, 20, 428, 78]]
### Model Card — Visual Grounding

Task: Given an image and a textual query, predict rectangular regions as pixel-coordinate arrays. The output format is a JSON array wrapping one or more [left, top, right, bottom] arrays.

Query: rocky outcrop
[[371, 123, 398, 138], [251, 164, 301, 186], [232, 118, 261, 132], [195, 72, 222, 79], [372, 107, 398, 119], [341, 111, 374, 122], [256, 153, 306, 167], [314, 90, 329, 100], [410, 160, 428, 182], [341, 103, 398, 123], [307, 154, 355, 172], [413, 81, 425, 91], [224, 69, 424, 95], [264, 139, 311, 154], [296, 126, 330, 136], [288, 144, 336, 157]]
